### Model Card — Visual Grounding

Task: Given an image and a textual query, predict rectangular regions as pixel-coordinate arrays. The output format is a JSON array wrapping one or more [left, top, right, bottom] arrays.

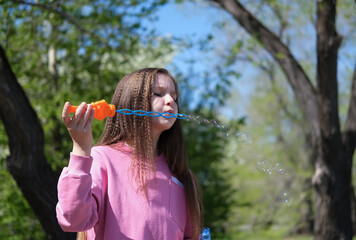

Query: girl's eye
[[154, 92, 177, 102]]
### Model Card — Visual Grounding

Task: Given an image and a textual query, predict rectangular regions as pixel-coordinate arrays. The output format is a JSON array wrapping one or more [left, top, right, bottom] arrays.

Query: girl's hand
[[62, 102, 94, 156]]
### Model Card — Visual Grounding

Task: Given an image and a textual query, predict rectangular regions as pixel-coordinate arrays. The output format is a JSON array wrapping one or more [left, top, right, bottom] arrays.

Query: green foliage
[[0, 1, 236, 238], [182, 108, 235, 234], [0, 151, 45, 240], [0, 0, 174, 238], [193, 0, 355, 238], [213, 69, 314, 238], [1, 0, 177, 163], [179, 80, 312, 237], [172, 59, 240, 232], [0, 0, 174, 170]]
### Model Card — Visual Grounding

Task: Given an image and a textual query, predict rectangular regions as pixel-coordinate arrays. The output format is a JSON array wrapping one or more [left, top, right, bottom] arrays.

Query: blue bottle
[[200, 227, 211, 240]]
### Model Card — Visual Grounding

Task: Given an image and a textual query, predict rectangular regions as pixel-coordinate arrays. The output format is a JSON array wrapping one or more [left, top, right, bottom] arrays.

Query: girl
[[56, 68, 202, 240]]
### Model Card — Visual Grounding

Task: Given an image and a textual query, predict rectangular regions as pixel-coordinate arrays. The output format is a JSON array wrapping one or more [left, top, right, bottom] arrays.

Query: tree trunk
[[0, 45, 76, 239], [211, 0, 356, 239], [351, 186, 356, 235], [312, 154, 352, 240], [312, 1, 352, 239]]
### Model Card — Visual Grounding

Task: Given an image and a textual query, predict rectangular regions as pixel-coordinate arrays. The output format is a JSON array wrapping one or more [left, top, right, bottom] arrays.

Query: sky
[[150, 1, 356, 122], [152, 2, 220, 73], [153, 2, 214, 38], [150, 2, 254, 119]]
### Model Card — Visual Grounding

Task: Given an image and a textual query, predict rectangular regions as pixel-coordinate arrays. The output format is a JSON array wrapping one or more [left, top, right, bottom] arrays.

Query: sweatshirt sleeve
[[56, 152, 103, 232]]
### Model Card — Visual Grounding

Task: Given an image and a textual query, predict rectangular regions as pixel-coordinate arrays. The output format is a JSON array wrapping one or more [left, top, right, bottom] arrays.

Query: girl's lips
[[164, 109, 174, 113]]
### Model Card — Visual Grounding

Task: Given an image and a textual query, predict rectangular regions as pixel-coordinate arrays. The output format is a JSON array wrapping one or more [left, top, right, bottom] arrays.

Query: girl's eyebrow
[[154, 86, 177, 96]]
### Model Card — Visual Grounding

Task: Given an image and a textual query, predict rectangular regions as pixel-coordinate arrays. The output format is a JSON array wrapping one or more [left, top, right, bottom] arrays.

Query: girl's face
[[151, 73, 178, 135]]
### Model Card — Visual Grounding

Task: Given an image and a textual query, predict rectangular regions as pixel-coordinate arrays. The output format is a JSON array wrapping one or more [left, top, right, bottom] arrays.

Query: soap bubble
[[256, 159, 274, 175], [278, 191, 293, 206], [274, 162, 286, 175], [235, 131, 253, 144], [256, 159, 286, 175]]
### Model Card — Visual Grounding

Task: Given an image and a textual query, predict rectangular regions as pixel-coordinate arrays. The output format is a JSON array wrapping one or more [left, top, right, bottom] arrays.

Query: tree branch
[[211, 0, 320, 141], [11, 0, 86, 33], [0, 45, 75, 239], [10, 0, 111, 49], [316, 0, 344, 166]]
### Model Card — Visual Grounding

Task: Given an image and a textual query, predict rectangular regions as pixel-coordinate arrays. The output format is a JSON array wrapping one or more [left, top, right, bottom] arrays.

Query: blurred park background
[[0, 0, 355, 239]]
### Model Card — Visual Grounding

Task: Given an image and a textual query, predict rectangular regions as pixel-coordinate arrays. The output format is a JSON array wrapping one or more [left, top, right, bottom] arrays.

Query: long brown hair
[[97, 68, 203, 239]]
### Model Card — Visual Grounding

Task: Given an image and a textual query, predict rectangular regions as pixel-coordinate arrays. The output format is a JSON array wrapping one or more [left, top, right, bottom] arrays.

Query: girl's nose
[[165, 94, 174, 105]]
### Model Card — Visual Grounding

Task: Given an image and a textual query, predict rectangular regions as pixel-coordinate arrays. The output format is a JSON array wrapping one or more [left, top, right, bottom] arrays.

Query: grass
[[213, 234, 356, 240], [211, 233, 313, 240]]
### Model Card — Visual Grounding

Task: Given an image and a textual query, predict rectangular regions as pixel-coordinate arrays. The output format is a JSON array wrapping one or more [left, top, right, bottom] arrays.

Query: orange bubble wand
[[69, 100, 116, 121]]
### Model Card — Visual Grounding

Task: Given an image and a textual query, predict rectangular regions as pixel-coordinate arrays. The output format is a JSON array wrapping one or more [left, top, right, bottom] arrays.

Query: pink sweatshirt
[[56, 144, 192, 240]]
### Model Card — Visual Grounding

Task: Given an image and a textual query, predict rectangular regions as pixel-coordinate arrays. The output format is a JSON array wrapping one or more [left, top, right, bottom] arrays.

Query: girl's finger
[[62, 102, 71, 125], [84, 108, 95, 131], [78, 104, 92, 128], [72, 102, 87, 125]]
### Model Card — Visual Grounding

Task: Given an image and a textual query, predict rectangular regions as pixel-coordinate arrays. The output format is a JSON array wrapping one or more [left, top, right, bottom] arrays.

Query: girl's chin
[[152, 118, 176, 131], [160, 120, 175, 129]]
